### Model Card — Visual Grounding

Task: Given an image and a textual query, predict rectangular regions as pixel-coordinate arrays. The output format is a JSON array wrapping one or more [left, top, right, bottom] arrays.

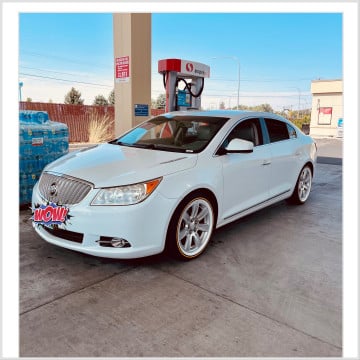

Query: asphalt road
[[19, 162, 342, 357], [314, 137, 343, 165]]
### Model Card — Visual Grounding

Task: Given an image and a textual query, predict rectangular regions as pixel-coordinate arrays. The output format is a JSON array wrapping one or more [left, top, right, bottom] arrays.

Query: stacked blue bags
[[19, 110, 69, 205]]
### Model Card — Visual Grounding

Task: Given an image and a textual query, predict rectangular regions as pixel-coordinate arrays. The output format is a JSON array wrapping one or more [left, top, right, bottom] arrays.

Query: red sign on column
[[115, 56, 130, 82]]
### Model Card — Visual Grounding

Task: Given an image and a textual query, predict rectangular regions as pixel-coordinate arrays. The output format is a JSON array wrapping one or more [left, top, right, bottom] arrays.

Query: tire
[[288, 165, 313, 205], [166, 195, 215, 260]]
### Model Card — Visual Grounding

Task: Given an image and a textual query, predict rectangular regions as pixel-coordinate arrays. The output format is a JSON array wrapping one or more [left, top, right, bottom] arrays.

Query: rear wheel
[[288, 165, 313, 204], [166, 196, 215, 260]]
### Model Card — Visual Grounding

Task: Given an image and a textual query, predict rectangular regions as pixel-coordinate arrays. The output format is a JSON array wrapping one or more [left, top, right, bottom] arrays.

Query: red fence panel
[[150, 108, 165, 116], [19, 102, 165, 142], [19, 102, 115, 142]]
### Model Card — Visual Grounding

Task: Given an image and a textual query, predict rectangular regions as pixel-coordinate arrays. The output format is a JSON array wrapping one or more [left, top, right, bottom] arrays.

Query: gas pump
[[158, 58, 210, 112]]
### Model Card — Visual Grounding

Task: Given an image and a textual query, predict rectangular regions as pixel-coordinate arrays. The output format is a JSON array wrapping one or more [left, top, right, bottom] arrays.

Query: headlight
[[91, 178, 162, 206]]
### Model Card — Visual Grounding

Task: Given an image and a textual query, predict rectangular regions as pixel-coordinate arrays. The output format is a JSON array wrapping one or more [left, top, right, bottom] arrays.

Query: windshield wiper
[[152, 144, 188, 153], [111, 141, 188, 152], [109, 140, 129, 146], [109, 141, 149, 148], [133, 142, 156, 149]]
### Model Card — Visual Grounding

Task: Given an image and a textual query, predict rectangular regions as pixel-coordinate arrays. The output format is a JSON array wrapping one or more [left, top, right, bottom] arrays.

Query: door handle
[[262, 159, 271, 166]]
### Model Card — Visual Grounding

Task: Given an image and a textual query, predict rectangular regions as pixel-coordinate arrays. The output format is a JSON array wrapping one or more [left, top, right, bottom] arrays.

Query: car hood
[[44, 143, 197, 187]]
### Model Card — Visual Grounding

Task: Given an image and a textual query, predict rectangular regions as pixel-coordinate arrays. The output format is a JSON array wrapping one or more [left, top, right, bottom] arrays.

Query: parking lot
[[19, 140, 342, 357]]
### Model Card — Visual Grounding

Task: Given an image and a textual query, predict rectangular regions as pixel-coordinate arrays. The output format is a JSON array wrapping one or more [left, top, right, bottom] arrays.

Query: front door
[[219, 118, 271, 221]]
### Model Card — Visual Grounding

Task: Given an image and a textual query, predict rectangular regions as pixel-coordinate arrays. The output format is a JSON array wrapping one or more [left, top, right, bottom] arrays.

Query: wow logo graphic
[[32, 202, 71, 226]]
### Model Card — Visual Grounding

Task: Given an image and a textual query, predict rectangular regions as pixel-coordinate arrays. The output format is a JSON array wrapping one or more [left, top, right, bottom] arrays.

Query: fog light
[[97, 236, 131, 248], [111, 238, 130, 248]]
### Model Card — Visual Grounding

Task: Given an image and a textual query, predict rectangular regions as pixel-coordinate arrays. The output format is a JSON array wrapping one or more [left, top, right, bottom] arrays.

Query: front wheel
[[288, 165, 313, 204], [166, 196, 215, 260]]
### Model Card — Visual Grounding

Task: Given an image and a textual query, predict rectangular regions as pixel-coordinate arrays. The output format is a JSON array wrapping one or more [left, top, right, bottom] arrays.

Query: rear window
[[287, 124, 297, 139], [265, 118, 290, 143]]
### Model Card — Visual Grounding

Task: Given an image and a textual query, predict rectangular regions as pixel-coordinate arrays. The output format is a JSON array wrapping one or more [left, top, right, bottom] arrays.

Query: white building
[[310, 79, 343, 137]]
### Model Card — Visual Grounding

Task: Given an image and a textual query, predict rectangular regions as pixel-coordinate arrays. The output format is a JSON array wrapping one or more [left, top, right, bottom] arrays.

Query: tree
[[64, 87, 84, 105], [108, 89, 115, 105], [154, 93, 166, 109], [256, 103, 273, 112], [233, 103, 274, 113], [151, 98, 157, 109], [26, 97, 32, 102], [219, 101, 225, 110], [93, 94, 109, 106]]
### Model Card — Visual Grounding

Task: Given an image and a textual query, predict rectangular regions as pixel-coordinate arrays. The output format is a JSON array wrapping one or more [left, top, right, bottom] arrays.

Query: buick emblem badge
[[49, 183, 58, 197]]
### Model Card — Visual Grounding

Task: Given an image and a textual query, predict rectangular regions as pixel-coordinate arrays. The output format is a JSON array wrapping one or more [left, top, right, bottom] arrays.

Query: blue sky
[[19, 12, 342, 110]]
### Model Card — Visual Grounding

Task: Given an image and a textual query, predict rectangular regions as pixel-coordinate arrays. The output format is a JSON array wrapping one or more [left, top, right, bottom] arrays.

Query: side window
[[287, 124, 297, 139], [226, 118, 263, 147], [265, 118, 290, 143]]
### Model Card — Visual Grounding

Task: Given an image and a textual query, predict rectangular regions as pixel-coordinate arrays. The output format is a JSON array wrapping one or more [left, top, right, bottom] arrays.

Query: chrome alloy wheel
[[176, 197, 214, 258], [298, 166, 312, 202]]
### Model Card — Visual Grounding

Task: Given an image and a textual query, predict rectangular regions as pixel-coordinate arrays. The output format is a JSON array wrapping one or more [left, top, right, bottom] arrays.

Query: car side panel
[[267, 138, 302, 198], [219, 145, 271, 221]]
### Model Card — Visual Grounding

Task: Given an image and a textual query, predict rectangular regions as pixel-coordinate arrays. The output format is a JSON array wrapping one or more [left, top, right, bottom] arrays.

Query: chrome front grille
[[38, 172, 93, 205]]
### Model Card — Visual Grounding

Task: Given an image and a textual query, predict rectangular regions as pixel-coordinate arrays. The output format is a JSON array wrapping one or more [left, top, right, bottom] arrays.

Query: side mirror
[[225, 138, 254, 153]]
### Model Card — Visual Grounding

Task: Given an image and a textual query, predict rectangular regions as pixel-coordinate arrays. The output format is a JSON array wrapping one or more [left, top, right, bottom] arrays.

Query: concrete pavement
[[19, 162, 342, 357]]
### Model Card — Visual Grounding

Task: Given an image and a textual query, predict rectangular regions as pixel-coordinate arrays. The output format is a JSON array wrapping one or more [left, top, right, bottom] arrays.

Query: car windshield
[[111, 115, 229, 153]]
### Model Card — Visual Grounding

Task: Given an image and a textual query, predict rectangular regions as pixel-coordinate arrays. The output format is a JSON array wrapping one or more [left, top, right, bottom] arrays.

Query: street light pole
[[235, 57, 240, 110], [212, 56, 240, 110], [294, 87, 300, 119]]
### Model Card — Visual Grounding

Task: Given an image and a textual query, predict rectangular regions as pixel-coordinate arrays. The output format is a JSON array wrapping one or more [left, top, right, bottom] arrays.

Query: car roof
[[160, 109, 288, 122]]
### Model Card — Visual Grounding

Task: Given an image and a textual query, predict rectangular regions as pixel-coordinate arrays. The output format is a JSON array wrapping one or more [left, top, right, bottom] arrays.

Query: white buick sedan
[[32, 110, 317, 260]]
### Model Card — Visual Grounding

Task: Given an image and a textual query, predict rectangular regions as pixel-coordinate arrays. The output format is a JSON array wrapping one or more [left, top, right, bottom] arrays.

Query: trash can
[[337, 118, 343, 138], [301, 123, 310, 135]]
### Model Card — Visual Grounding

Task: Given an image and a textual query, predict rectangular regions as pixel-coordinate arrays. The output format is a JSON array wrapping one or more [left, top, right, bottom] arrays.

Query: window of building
[[318, 107, 333, 125]]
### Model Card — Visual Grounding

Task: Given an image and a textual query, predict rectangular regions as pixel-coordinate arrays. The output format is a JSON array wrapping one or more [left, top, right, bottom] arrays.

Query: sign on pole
[[134, 104, 149, 117], [115, 56, 130, 83]]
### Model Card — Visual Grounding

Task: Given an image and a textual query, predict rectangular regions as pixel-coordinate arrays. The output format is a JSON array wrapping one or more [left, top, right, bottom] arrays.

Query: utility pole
[[288, 87, 301, 119]]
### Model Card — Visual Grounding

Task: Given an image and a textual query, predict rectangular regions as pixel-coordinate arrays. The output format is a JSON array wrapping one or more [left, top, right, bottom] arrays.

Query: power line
[[20, 65, 96, 78], [150, 88, 311, 98], [19, 72, 113, 88], [20, 62, 313, 90], [22, 51, 111, 70], [151, 71, 314, 83], [207, 77, 313, 83], [22, 73, 311, 96], [203, 94, 311, 99]]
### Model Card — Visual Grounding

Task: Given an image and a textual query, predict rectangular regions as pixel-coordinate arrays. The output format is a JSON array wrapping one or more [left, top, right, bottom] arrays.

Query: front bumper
[[31, 181, 175, 259]]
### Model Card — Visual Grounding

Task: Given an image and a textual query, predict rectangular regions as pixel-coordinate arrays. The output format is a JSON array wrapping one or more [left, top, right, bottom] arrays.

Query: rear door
[[263, 118, 301, 198]]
